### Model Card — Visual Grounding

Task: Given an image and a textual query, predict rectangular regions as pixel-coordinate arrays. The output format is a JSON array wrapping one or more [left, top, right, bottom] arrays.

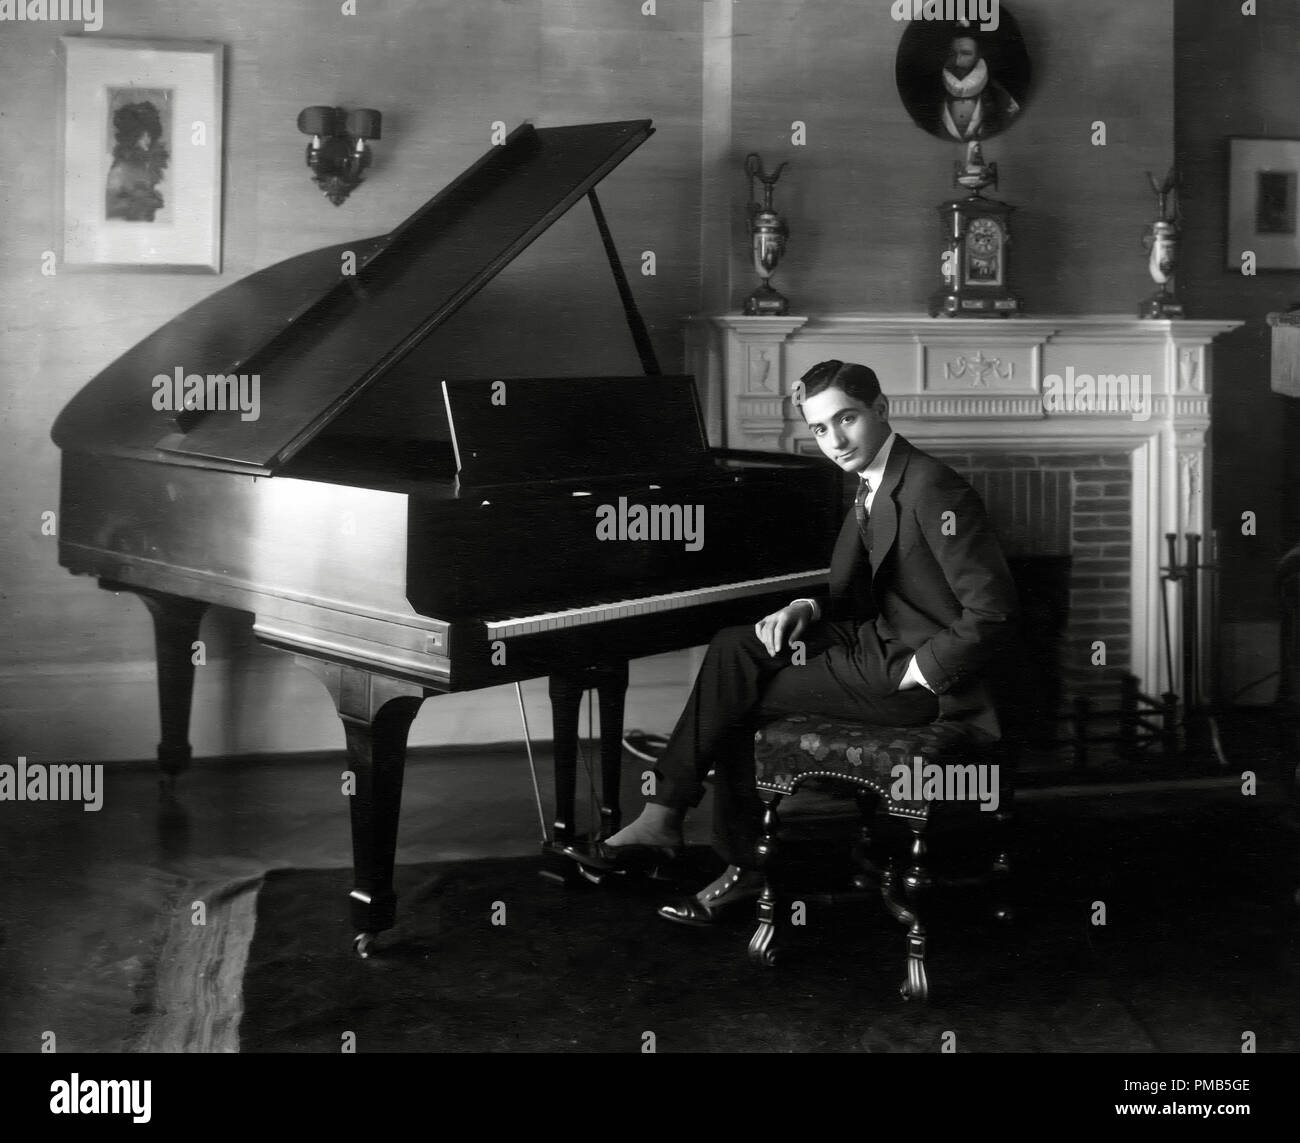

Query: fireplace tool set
[[1063, 532, 1225, 775], [1155, 531, 1228, 769]]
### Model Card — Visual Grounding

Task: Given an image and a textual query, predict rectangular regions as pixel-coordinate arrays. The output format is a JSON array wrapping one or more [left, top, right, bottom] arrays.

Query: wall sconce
[[296, 106, 382, 206]]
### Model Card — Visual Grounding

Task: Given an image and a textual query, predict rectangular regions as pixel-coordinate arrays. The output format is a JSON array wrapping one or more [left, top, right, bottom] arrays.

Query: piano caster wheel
[[354, 932, 378, 959]]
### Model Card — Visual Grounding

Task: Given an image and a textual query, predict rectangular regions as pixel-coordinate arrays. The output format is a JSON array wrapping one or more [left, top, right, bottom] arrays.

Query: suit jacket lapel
[[828, 498, 865, 603], [868, 435, 911, 575]]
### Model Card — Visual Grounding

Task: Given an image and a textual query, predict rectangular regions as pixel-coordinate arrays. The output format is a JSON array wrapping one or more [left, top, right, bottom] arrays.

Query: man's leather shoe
[[586, 839, 682, 872], [657, 867, 763, 928]]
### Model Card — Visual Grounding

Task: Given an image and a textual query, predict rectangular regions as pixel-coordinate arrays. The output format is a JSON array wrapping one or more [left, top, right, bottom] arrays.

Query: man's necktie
[[854, 478, 872, 549]]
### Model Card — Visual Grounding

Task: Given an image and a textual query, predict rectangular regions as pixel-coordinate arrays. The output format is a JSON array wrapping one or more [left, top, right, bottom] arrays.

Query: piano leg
[[106, 583, 209, 788], [293, 657, 426, 958], [595, 661, 630, 838], [547, 673, 585, 847], [547, 661, 629, 847]]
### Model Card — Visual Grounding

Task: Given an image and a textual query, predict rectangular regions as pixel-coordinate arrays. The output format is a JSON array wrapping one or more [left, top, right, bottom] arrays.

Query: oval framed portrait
[[895, 9, 1033, 144]]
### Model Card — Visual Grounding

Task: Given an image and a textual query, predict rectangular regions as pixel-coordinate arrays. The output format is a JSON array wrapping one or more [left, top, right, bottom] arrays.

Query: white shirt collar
[[943, 58, 989, 99], [861, 431, 897, 492]]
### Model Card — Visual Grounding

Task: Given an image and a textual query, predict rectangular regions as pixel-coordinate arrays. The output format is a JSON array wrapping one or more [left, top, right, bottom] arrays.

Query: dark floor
[[0, 710, 1296, 1053]]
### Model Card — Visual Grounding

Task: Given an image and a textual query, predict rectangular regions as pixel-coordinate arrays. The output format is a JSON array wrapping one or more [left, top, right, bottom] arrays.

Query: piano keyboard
[[486, 568, 830, 639]]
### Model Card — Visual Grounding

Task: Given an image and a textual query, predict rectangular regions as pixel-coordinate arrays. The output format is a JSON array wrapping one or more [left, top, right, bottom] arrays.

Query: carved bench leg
[[748, 795, 783, 967], [882, 822, 931, 1001], [990, 802, 1014, 923], [850, 789, 882, 890]]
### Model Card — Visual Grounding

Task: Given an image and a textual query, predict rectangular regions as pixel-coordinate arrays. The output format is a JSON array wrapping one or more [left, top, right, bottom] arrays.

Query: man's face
[[947, 37, 980, 76], [801, 386, 891, 477]]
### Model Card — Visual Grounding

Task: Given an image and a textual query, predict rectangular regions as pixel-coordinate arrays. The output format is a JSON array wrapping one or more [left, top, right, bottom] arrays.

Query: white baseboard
[[0, 648, 702, 763]]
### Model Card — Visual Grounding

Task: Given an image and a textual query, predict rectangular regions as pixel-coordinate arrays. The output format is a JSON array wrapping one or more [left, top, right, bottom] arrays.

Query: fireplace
[[943, 450, 1132, 702], [685, 314, 1242, 708]]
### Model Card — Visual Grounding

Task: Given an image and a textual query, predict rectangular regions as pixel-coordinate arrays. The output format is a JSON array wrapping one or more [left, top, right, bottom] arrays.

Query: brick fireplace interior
[[948, 450, 1134, 695]]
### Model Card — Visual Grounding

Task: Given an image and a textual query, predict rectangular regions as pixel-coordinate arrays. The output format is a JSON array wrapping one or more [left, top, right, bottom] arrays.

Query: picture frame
[[1226, 136, 1300, 272], [894, 5, 1033, 145], [57, 37, 224, 273]]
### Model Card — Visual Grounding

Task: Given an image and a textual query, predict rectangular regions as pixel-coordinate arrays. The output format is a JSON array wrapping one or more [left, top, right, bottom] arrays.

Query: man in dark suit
[[592, 360, 1019, 922]]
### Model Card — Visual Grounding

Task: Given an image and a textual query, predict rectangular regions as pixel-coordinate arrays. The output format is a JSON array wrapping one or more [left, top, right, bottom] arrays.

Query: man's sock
[[603, 802, 684, 848], [694, 864, 762, 903]]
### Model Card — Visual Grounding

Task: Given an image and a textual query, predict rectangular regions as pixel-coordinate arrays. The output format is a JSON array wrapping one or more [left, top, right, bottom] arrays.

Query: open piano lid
[[52, 120, 654, 473]]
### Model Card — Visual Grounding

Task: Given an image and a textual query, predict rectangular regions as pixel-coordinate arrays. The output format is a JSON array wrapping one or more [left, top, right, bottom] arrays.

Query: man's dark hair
[[798, 360, 883, 408]]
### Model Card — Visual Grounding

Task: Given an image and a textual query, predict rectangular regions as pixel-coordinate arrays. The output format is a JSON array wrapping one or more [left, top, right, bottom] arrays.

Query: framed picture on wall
[[58, 37, 224, 272], [1226, 136, 1300, 272]]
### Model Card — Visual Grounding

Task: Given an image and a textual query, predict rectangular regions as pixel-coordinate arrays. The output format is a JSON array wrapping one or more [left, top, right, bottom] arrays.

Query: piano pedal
[[577, 851, 684, 886], [539, 840, 608, 888], [537, 862, 606, 888], [543, 835, 692, 891], [574, 863, 607, 887]]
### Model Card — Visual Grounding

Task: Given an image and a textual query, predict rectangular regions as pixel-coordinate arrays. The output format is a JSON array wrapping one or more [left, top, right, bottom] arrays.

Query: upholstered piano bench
[[747, 714, 1014, 1001]]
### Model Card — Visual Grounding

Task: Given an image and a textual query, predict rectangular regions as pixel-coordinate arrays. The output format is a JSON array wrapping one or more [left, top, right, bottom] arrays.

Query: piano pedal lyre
[[518, 676, 632, 889], [517, 681, 592, 889]]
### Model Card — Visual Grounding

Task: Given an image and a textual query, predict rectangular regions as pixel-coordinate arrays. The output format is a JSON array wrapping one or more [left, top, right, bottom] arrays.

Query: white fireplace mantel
[[683, 313, 1243, 705]]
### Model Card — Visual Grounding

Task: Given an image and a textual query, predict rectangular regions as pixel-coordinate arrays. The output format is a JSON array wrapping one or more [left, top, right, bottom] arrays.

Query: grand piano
[[52, 120, 840, 955]]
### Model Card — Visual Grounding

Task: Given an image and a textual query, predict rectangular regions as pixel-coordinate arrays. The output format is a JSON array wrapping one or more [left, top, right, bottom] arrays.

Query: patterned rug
[[230, 795, 1300, 1053], [125, 874, 262, 1052]]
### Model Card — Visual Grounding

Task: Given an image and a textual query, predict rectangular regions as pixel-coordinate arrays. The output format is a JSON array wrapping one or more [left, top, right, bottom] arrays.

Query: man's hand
[[754, 602, 813, 658]]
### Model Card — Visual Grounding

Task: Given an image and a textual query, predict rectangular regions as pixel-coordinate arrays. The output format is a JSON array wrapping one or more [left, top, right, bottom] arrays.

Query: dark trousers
[[651, 620, 939, 866]]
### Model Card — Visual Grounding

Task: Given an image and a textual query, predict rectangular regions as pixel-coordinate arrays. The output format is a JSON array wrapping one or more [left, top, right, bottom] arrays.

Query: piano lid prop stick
[[515, 683, 550, 845], [586, 188, 661, 377]]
